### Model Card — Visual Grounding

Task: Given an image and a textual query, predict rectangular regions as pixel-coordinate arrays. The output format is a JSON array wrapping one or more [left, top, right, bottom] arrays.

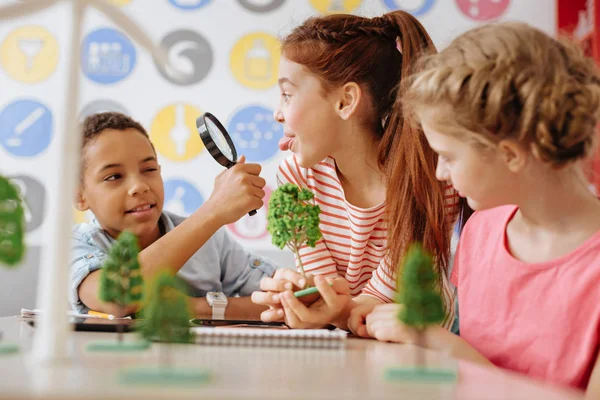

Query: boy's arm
[[78, 270, 267, 318], [218, 229, 277, 296], [211, 229, 275, 319], [78, 161, 265, 315], [189, 296, 267, 319], [137, 161, 264, 279], [77, 205, 225, 316]]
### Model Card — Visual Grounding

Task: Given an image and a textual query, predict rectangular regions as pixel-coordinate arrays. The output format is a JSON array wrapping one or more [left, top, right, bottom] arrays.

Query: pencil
[[293, 286, 320, 298], [88, 310, 116, 320]]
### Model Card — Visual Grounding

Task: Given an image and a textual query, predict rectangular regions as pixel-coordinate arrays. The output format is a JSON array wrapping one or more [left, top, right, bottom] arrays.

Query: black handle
[[249, 210, 257, 216]]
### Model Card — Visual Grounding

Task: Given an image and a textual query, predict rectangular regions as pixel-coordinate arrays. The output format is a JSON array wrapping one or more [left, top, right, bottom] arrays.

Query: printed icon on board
[[81, 28, 136, 84], [0, 100, 52, 157], [164, 179, 205, 216], [309, 0, 363, 13], [227, 105, 283, 162], [455, 0, 510, 21], [155, 30, 213, 86], [150, 103, 205, 161], [382, 0, 436, 16], [74, 209, 93, 224], [228, 185, 272, 240], [237, 0, 285, 13], [107, 0, 134, 5], [0, 26, 59, 83], [79, 99, 130, 122], [168, 0, 212, 10], [230, 33, 280, 90], [8, 176, 46, 233]]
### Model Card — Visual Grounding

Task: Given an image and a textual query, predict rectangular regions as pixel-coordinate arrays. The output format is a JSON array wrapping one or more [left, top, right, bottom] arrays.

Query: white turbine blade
[[0, 0, 58, 21], [87, 0, 186, 82]]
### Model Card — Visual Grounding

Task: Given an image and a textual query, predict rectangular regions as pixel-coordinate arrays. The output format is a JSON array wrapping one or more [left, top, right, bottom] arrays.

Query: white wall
[[0, 0, 556, 316]]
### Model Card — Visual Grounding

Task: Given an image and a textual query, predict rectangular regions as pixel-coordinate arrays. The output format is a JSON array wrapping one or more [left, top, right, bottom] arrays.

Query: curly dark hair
[[80, 112, 155, 173]]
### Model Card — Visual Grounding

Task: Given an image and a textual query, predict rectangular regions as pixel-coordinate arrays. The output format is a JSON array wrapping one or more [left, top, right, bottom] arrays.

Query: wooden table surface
[[0, 317, 585, 400]]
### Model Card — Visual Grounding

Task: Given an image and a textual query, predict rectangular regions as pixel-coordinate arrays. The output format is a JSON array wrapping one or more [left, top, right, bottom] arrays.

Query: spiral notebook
[[190, 327, 347, 349]]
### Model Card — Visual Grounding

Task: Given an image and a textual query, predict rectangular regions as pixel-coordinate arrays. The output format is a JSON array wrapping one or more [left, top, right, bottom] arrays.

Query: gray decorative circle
[[79, 99, 129, 121], [237, 0, 285, 12], [8, 175, 46, 233], [156, 30, 213, 86]]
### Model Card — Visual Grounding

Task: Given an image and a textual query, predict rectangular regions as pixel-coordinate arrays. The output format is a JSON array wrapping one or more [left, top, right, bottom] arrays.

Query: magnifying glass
[[196, 112, 257, 216]]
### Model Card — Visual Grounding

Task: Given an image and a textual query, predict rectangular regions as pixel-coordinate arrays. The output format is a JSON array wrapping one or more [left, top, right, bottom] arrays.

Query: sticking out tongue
[[279, 136, 294, 151]]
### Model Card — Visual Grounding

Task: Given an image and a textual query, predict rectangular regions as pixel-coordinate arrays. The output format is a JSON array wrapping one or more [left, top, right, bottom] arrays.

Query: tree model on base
[[0, 176, 25, 354], [267, 183, 321, 286]]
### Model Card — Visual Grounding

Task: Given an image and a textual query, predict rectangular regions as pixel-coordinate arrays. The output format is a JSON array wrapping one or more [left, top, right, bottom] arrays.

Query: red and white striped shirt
[[277, 155, 460, 330]]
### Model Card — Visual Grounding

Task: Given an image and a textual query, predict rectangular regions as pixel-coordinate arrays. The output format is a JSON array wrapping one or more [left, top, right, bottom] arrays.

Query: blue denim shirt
[[69, 211, 277, 313]]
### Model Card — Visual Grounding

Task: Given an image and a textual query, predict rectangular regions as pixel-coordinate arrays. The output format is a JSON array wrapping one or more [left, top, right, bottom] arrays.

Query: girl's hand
[[251, 269, 320, 323], [278, 275, 351, 329], [365, 303, 417, 343], [348, 302, 379, 338], [366, 304, 454, 351]]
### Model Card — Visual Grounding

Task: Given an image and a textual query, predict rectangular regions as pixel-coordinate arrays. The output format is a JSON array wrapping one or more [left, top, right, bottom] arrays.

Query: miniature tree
[[0, 176, 25, 354], [397, 243, 446, 369], [267, 183, 321, 284], [98, 231, 144, 343], [140, 272, 193, 367], [0, 176, 25, 267], [120, 272, 209, 385]]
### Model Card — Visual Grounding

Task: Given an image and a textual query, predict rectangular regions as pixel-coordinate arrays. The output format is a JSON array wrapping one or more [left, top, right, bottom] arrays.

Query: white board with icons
[[0, 0, 555, 315]]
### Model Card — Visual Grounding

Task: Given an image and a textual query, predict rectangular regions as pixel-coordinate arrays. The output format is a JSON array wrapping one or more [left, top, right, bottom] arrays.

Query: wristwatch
[[206, 291, 228, 320]]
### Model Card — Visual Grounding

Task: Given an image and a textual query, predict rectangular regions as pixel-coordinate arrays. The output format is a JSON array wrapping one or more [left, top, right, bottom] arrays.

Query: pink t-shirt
[[451, 205, 600, 390]]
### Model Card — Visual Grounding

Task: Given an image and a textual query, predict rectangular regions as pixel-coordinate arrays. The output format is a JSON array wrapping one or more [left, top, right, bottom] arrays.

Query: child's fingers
[[280, 294, 302, 327], [251, 290, 281, 306], [237, 154, 246, 164], [282, 290, 315, 322], [260, 307, 284, 323], [356, 324, 371, 338], [328, 276, 350, 295], [259, 277, 293, 292], [273, 269, 307, 289], [315, 276, 347, 311]]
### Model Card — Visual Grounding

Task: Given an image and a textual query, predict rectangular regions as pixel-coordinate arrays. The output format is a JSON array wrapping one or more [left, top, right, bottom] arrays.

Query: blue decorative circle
[[382, 0, 436, 16], [227, 105, 283, 162], [0, 100, 52, 157], [163, 179, 204, 216], [81, 28, 136, 84], [168, 0, 212, 10]]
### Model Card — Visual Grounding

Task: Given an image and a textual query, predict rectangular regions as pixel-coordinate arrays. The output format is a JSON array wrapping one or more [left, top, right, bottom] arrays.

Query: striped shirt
[[277, 155, 460, 330]]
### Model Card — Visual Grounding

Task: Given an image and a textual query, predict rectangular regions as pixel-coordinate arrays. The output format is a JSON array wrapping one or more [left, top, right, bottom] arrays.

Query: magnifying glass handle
[[249, 210, 257, 216]]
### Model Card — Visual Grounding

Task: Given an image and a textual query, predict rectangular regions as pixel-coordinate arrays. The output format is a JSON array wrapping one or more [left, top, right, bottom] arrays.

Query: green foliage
[[140, 272, 193, 344], [99, 231, 143, 307], [0, 176, 25, 267], [397, 244, 445, 328], [267, 183, 321, 279]]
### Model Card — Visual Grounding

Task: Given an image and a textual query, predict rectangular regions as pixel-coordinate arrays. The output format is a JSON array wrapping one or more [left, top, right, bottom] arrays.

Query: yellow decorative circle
[[309, 0, 363, 13], [150, 104, 205, 161], [0, 26, 59, 83], [74, 209, 90, 224], [230, 32, 280, 90], [107, 0, 133, 5]]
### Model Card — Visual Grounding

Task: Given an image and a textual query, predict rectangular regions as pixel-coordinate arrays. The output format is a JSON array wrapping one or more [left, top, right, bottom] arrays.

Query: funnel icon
[[18, 37, 43, 72]]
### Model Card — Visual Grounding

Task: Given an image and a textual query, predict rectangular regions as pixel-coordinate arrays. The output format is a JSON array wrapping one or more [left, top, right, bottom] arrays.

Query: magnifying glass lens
[[206, 118, 235, 162]]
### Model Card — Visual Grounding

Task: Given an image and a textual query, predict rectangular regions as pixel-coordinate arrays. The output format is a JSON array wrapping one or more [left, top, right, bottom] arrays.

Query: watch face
[[208, 292, 227, 304]]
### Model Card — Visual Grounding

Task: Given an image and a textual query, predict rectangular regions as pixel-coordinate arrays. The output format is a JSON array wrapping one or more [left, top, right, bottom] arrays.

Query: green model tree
[[397, 243, 446, 369], [0, 176, 25, 267], [119, 272, 209, 384], [0, 176, 25, 354], [267, 183, 321, 283], [98, 231, 144, 343], [140, 272, 193, 367]]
